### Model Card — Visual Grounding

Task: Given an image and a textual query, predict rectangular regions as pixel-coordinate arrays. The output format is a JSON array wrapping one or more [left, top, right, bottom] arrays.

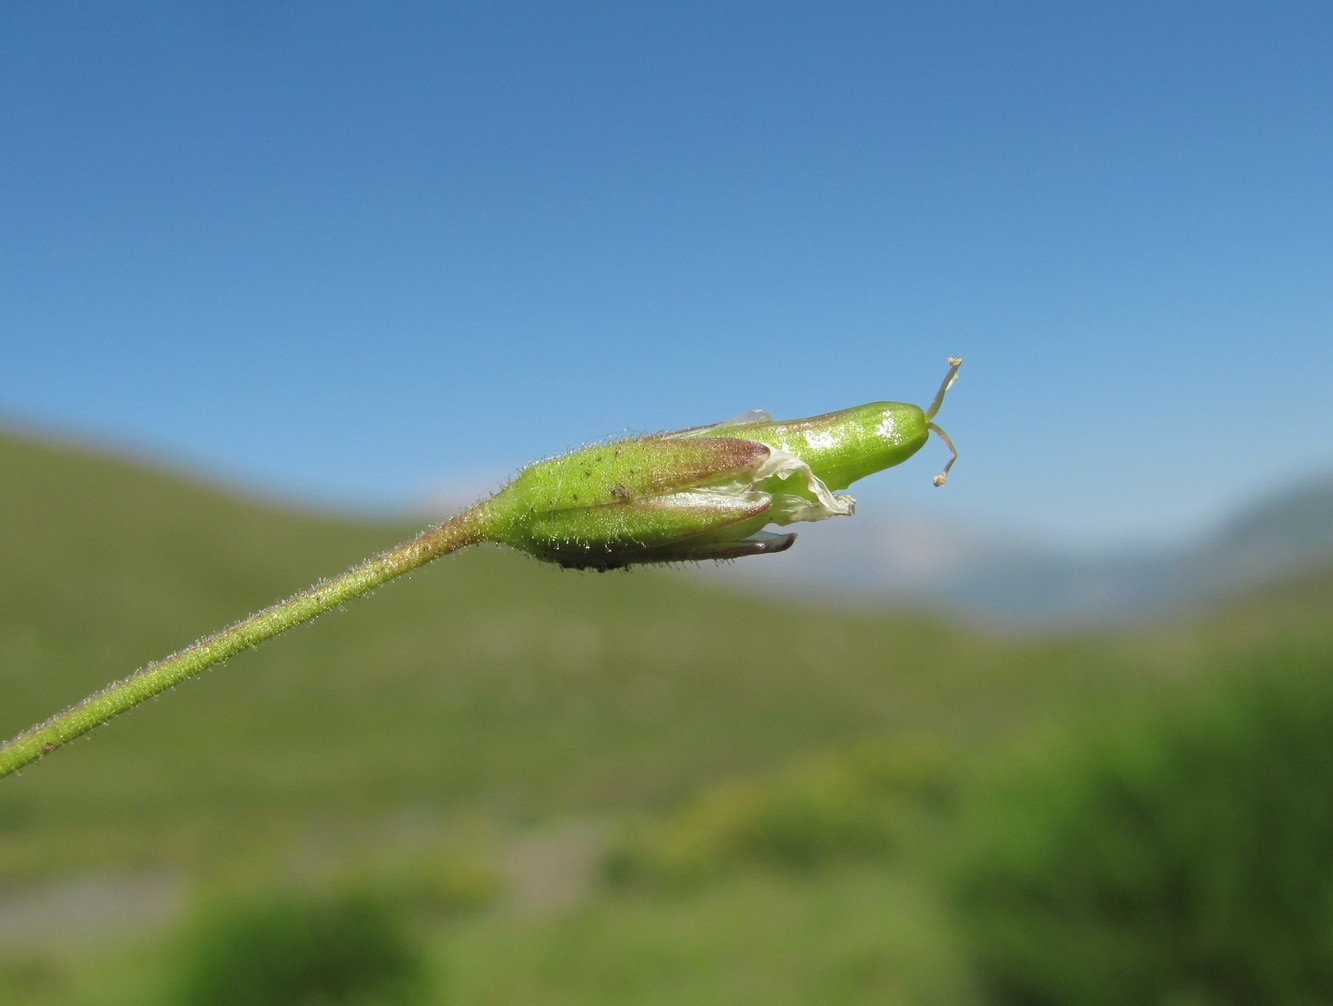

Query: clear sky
[[3, 2, 1330, 552]]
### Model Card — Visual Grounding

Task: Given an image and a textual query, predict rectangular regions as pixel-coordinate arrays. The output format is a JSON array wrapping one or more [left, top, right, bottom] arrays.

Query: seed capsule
[[480, 358, 962, 569]]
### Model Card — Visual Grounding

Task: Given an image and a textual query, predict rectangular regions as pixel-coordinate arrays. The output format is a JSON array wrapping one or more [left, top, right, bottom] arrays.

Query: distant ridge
[[697, 476, 1333, 626]]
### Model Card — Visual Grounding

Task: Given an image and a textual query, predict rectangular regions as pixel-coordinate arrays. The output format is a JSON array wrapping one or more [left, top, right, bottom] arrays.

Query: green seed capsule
[[480, 357, 962, 569]]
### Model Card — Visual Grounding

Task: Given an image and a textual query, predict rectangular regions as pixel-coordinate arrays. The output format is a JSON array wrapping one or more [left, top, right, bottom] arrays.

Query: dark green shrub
[[953, 651, 1333, 1005], [164, 889, 428, 1006]]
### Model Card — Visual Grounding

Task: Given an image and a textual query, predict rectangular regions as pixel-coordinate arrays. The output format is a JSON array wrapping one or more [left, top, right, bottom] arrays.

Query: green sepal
[[484, 436, 782, 570], [510, 489, 779, 570]]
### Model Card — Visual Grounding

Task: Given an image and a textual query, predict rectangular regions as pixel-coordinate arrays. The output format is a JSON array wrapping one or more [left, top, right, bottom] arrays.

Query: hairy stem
[[0, 507, 493, 779]]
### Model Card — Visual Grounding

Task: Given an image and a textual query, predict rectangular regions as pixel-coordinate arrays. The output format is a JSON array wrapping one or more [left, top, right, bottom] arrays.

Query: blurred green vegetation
[[161, 890, 427, 1006], [953, 648, 1333, 1005], [604, 738, 953, 885], [2, 429, 1332, 1004]]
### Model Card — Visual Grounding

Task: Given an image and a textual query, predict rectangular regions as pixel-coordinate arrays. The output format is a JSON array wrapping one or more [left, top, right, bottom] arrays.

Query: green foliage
[[406, 851, 504, 918], [953, 650, 1333, 1006], [367, 846, 505, 918], [6, 430, 1333, 1005], [605, 739, 954, 885], [162, 890, 428, 1006]]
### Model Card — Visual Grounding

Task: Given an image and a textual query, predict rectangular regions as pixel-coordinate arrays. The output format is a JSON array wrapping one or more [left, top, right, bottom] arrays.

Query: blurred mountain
[[696, 476, 1333, 626]]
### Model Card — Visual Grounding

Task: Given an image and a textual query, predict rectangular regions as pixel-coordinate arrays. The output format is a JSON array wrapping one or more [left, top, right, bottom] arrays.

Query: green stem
[[0, 506, 495, 779]]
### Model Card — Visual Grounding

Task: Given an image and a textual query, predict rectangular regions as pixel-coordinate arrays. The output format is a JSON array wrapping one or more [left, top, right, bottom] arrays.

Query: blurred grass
[[443, 862, 977, 1006], [3, 428, 1332, 1004], [604, 737, 954, 885]]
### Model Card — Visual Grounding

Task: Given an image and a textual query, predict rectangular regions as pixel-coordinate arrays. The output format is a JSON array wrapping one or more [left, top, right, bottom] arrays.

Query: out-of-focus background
[[3, 4, 1332, 1004]]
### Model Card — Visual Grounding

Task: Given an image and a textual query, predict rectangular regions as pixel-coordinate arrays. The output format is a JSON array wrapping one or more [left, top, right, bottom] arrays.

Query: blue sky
[[3, 2, 1330, 552]]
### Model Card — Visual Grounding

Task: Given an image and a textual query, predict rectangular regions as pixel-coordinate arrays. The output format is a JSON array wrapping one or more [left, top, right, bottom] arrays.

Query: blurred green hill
[[2, 428, 1331, 1005], [0, 427, 1098, 872]]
